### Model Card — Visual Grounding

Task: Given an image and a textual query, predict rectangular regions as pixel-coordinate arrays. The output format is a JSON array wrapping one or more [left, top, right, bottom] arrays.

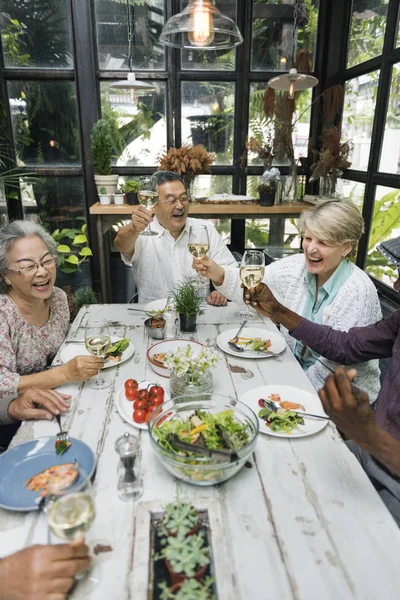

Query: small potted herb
[[162, 502, 200, 538], [114, 186, 125, 205], [157, 532, 210, 586], [257, 168, 281, 206], [121, 180, 139, 205], [159, 576, 215, 600], [172, 278, 202, 333], [90, 117, 121, 194], [98, 186, 112, 206]]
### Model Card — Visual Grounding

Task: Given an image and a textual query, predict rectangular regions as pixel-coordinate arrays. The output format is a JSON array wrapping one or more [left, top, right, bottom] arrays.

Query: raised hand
[[192, 256, 225, 286], [62, 356, 104, 383], [245, 282, 280, 318]]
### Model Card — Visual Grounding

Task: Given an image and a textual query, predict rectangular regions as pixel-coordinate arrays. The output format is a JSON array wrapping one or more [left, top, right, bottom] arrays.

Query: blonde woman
[[193, 200, 382, 401]]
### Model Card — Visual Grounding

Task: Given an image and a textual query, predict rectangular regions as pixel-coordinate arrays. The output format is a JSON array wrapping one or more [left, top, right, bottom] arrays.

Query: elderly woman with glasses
[[0, 221, 103, 427], [193, 200, 382, 403]]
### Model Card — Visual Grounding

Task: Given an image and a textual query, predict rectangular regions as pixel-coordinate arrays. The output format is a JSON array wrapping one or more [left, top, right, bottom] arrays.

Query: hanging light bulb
[[187, 1, 214, 47], [160, 0, 243, 50], [288, 79, 295, 100]]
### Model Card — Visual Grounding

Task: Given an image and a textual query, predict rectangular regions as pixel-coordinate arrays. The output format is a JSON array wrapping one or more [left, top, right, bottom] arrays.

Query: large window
[[347, 0, 389, 69]]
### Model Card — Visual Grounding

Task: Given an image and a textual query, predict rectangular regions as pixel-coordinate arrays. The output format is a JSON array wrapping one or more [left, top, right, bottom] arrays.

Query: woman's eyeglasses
[[7, 255, 57, 277]]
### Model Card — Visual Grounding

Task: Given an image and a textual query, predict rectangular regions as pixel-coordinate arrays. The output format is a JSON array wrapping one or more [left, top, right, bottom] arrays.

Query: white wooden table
[[1, 303, 400, 600]]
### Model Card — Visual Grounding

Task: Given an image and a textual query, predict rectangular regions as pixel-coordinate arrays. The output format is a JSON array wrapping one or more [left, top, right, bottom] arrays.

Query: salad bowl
[[148, 393, 259, 486]]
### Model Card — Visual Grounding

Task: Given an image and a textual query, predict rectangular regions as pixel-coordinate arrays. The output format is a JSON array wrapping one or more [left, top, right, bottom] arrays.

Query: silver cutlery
[[55, 413, 69, 442], [312, 354, 364, 395], [127, 308, 148, 313], [261, 398, 329, 421], [227, 320, 248, 351], [63, 339, 86, 344]]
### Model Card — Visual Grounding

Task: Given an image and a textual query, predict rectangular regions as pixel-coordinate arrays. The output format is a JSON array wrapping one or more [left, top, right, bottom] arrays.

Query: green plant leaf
[[368, 190, 400, 250], [65, 254, 80, 265], [72, 234, 87, 245], [56, 244, 71, 253], [79, 247, 93, 257], [81, 223, 87, 233]]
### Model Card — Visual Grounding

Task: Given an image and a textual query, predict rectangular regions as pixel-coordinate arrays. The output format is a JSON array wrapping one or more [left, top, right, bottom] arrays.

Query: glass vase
[[282, 163, 298, 203], [319, 170, 342, 198], [170, 370, 213, 399]]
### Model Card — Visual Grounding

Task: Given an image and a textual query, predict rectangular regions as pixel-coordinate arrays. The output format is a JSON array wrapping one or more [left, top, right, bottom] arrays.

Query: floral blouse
[[0, 287, 69, 421]]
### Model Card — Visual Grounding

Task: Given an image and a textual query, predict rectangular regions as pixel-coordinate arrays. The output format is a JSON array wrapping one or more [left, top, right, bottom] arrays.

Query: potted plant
[[171, 278, 202, 333], [98, 186, 111, 206], [114, 186, 125, 206], [159, 576, 215, 600], [121, 180, 139, 205], [162, 502, 200, 538], [156, 532, 210, 586], [257, 168, 281, 206], [90, 118, 121, 195]]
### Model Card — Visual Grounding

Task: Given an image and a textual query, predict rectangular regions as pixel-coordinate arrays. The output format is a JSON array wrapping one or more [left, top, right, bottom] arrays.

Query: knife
[[261, 398, 329, 421]]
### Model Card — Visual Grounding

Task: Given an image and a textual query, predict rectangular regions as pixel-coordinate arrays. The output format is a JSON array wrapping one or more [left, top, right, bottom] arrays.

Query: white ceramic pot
[[94, 174, 119, 195], [99, 194, 112, 205], [114, 193, 125, 205]]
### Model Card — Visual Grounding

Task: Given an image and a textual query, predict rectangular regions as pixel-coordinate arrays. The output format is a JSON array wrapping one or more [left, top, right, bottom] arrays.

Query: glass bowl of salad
[[148, 393, 259, 486]]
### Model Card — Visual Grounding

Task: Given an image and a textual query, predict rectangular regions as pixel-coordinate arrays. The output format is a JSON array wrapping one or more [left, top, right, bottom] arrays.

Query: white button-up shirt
[[121, 217, 237, 303]]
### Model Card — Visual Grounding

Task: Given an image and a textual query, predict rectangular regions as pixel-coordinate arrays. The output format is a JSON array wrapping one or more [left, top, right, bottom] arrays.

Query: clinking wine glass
[[85, 317, 111, 389], [188, 224, 210, 284], [238, 250, 265, 320], [138, 177, 159, 237]]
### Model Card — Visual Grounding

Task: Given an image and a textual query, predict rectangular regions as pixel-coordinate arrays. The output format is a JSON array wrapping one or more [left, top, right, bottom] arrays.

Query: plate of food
[[145, 298, 173, 316], [59, 337, 134, 369], [116, 379, 169, 430], [239, 385, 328, 438], [0, 437, 95, 511], [216, 328, 286, 358], [147, 339, 205, 378]]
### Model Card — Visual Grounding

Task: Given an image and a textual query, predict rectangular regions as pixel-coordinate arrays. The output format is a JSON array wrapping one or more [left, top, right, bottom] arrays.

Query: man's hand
[[207, 290, 227, 306], [130, 205, 154, 235], [0, 541, 91, 600], [192, 257, 225, 286], [318, 366, 377, 445], [245, 282, 280, 318], [8, 388, 71, 422], [62, 356, 104, 383]]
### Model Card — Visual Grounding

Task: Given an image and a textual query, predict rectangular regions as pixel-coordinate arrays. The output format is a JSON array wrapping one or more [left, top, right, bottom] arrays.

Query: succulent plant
[[163, 502, 199, 537], [157, 532, 210, 578], [159, 576, 215, 600]]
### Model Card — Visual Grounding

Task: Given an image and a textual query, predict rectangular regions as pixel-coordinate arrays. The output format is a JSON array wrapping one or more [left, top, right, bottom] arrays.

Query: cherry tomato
[[126, 387, 139, 401], [147, 405, 157, 414], [125, 379, 138, 390], [133, 409, 146, 424], [152, 396, 164, 407], [138, 389, 148, 402], [149, 385, 164, 400], [145, 412, 153, 425], [133, 399, 147, 411], [258, 398, 265, 408]]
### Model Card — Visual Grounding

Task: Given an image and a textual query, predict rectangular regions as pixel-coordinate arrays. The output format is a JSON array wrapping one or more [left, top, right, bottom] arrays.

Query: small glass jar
[[170, 369, 213, 399], [114, 432, 143, 501]]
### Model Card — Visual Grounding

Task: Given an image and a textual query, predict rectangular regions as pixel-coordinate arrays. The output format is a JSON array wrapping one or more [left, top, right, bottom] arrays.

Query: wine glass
[[85, 317, 111, 389], [188, 225, 210, 283], [46, 465, 101, 591], [238, 250, 265, 319], [138, 177, 159, 236]]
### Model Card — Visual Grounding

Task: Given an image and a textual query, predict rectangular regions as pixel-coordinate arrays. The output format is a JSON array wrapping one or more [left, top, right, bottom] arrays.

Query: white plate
[[145, 299, 171, 316], [59, 336, 135, 369], [147, 339, 205, 378], [239, 384, 328, 438], [115, 380, 170, 430], [216, 328, 286, 359]]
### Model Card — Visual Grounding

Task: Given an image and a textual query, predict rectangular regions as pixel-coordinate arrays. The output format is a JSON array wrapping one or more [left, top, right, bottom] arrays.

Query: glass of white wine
[[188, 224, 210, 285], [85, 317, 111, 389], [138, 177, 159, 236], [238, 250, 265, 319]]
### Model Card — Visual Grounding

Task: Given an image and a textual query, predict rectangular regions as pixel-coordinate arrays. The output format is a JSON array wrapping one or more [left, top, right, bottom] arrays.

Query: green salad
[[107, 338, 129, 358], [153, 409, 251, 455], [258, 407, 304, 434]]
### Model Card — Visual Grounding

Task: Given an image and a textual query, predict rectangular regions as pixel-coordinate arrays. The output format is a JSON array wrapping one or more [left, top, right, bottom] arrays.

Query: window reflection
[[379, 63, 400, 175], [100, 81, 166, 167], [341, 179, 365, 212], [347, 0, 389, 69], [342, 72, 379, 171], [181, 82, 235, 166], [8, 81, 80, 166]]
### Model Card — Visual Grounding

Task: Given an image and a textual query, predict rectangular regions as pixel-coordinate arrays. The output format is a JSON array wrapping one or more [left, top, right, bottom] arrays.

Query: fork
[[227, 320, 248, 351], [312, 354, 364, 396], [55, 414, 69, 443], [261, 398, 329, 421]]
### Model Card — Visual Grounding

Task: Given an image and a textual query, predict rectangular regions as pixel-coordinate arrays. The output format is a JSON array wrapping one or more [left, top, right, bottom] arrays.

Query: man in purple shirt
[[245, 242, 400, 525]]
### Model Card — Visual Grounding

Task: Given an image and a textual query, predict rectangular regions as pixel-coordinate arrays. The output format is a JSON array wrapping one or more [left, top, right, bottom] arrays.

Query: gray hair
[[299, 200, 364, 258], [0, 220, 58, 293], [148, 170, 185, 192]]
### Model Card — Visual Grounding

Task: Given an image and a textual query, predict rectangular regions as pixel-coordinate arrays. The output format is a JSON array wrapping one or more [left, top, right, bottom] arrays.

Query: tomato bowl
[[148, 393, 259, 486]]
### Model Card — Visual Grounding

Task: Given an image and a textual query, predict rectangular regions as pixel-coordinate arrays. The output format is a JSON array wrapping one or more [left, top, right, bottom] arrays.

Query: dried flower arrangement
[[310, 125, 353, 181], [246, 117, 275, 169], [157, 145, 215, 192]]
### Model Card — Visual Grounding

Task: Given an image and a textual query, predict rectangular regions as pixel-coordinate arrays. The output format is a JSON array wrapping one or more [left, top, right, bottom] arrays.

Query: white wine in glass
[[139, 178, 158, 237], [85, 317, 111, 389], [188, 225, 210, 284], [240, 265, 265, 289], [238, 250, 265, 319]]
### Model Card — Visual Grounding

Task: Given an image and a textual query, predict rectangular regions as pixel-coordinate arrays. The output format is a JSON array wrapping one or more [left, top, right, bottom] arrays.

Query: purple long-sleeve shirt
[[291, 310, 400, 439]]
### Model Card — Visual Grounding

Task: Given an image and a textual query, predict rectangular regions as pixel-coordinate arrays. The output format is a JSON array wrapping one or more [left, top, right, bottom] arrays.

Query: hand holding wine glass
[[85, 317, 111, 389], [238, 250, 265, 319], [188, 225, 210, 284], [138, 177, 158, 237]]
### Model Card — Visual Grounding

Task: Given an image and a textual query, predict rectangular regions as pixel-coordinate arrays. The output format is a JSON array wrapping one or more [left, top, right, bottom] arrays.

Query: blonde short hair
[[299, 200, 364, 257]]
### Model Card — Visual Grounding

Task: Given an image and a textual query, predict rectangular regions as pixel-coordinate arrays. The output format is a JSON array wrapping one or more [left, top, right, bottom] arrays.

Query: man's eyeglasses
[[7, 255, 57, 277], [161, 195, 190, 206]]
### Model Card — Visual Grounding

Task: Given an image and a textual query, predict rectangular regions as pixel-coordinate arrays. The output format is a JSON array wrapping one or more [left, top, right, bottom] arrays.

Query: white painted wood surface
[[1, 303, 399, 600]]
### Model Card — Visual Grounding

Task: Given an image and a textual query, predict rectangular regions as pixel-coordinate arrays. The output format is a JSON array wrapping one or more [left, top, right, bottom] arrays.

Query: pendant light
[[159, 0, 243, 50], [267, 0, 318, 99], [111, 0, 155, 100]]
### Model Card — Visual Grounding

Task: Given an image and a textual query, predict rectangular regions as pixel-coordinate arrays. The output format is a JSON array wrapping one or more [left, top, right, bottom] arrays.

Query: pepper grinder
[[114, 432, 143, 501]]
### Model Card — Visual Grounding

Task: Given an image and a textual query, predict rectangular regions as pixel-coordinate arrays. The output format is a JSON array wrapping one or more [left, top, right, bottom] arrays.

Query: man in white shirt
[[114, 171, 237, 303]]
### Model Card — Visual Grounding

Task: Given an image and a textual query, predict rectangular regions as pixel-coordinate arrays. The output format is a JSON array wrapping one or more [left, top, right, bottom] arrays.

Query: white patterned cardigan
[[217, 254, 382, 403]]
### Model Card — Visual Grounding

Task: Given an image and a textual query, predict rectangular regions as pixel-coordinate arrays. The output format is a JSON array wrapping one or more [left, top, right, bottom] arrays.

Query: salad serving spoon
[[261, 398, 329, 421]]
